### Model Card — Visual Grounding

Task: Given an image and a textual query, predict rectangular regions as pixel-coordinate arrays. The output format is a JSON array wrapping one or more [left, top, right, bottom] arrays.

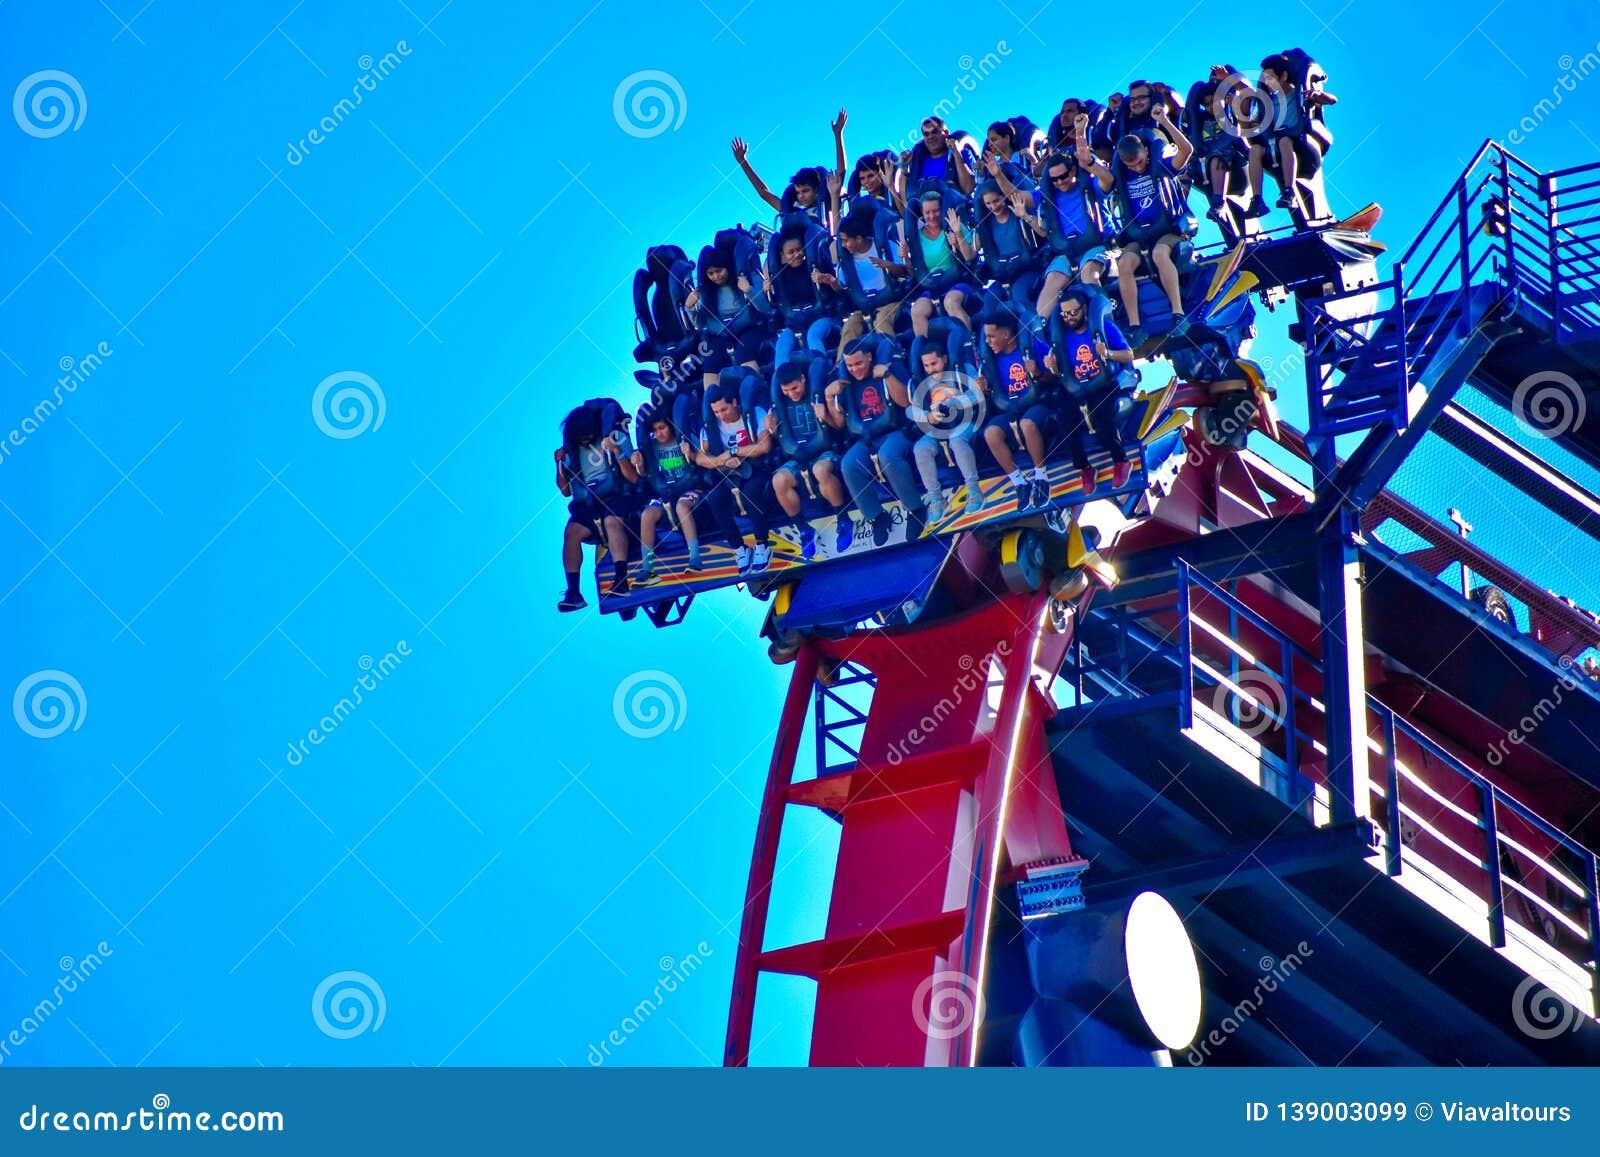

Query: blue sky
[[0, 0, 1597, 1069]]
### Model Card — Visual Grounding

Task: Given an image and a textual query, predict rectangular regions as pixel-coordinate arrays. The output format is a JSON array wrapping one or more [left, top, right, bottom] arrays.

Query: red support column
[[723, 645, 820, 1067]]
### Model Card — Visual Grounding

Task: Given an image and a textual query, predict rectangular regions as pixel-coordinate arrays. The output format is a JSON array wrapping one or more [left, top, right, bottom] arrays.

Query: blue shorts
[[776, 450, 840, 480], [1046, 248, 1109, 278], [984, 405, 1054, 439], [916, 282, 978, 302]]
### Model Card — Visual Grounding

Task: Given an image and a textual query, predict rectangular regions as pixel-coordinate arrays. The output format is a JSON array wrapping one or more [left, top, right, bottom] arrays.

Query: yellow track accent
[[1214, 270, 1260, 311]]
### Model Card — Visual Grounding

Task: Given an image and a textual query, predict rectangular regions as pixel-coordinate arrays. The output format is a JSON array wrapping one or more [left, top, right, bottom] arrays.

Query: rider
[[904, 115, 976, 195], [822, 337, 922, 547], [1079, 116, 1194, 346], [1243, 53, 1327, 220], [906, 345, 985, 523], [632, 411, 708, 584], [1048, 290, 1137, 495], [695, 380, 776, 574], [979, 311, 1059, 511], [557, 401, 641, 610], [769, 358, 849, 560]]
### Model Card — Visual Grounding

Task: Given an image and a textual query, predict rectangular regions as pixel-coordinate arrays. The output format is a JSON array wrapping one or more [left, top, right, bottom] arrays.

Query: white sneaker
[[752, 543, 772, 571], [735, 545, 752, 573]]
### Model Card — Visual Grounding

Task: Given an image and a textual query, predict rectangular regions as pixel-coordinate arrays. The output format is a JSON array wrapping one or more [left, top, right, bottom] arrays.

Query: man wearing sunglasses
[[1048, 290, 1136, 495], [991, 150, 1113, 330]]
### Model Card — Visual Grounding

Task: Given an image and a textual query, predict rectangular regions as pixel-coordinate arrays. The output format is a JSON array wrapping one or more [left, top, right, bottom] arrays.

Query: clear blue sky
[[0, 0, 1597, 1068]]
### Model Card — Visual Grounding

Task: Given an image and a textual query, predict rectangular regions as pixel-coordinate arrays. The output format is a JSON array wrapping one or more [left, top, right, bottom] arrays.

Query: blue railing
[[1303, 142, 1600, 441], [1169, 561, 1600, 974]]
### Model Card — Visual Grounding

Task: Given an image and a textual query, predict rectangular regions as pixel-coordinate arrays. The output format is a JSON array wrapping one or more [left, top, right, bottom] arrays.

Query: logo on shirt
[[1074, 341, 1104, 382], [857, 385, 886, 418], [1006, 360, 1029, 398]]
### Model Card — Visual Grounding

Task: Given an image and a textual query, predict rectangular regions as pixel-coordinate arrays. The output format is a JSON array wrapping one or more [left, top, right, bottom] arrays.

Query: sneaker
[[634, 566, 662, 588], [685, 555, 704, 573], [735, 545, 752, 574], [870, 512, 892, 547], [1167, 315, 1191, 339], [1243, 196, 1269, 219], [1079, 467, 1097, 496], [751, 542, 772, 572], [1126, 324, 1147, 347], [611, 576, 631, 597], [1030, 478, 1051, 509], [906, 510, 927, 539], [1111, 460, 1133, 488], [925, 491, 946, 523], [1275, 191, 1297, 210], [800, 526, 817, 561], [1012, 481, 1033, 510], [1206, 205, 1228, 226], [835, 517, 856, 553], [959, 481, 983, 513], [557, 591, 588, 613]]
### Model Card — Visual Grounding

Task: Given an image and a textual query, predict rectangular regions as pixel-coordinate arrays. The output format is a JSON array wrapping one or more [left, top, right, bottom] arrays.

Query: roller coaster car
[[599, 205, 1385, 629]]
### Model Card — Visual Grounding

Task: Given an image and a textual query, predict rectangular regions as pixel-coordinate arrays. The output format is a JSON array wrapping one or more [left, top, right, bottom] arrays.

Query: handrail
[[1304, 141, 1600, 443], [1161, 563, 1600, 971]]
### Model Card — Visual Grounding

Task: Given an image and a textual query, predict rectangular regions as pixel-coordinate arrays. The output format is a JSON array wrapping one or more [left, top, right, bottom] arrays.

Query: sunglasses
[[1049, 171, 1072, 183]]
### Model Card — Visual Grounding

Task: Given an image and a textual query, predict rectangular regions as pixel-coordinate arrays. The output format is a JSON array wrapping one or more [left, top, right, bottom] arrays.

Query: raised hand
[[946, 207, 962, 233], [1107, 92, 1124, 110], [832, 108, 848, 134], [827, 169, 843, 198], [731, 137, 750, 164]]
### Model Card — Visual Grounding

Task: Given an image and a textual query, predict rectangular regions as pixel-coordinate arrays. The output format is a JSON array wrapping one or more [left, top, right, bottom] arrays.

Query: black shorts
[[569, 489, 641, 527], [1263, 130, 1323, 177]]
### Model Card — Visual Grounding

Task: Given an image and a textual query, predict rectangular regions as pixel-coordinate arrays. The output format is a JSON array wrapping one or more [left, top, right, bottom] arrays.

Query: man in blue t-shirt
[[979, 313, 1059, 511], [1079, 113, 1193, 346], [1048, 290, 1137, 495]]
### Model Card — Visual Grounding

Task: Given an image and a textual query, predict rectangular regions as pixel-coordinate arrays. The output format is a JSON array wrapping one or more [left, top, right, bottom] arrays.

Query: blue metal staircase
[[1302, 143, 1600, 504]]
